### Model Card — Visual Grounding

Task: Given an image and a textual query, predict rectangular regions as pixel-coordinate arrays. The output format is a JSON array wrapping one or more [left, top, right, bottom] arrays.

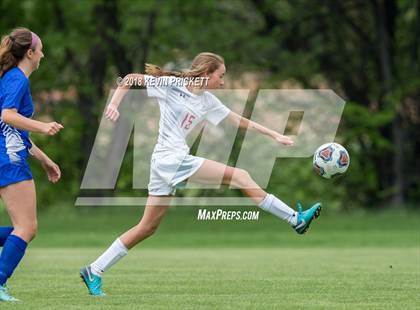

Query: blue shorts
[[0, 150, 33, 188]]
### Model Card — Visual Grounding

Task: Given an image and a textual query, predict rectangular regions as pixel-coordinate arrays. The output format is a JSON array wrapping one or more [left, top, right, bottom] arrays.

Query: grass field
[[0, 206, 419, 309]]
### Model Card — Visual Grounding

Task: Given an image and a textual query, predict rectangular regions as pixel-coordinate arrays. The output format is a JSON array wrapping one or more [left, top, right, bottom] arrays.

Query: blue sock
[[0, 227, 13, 246], [0, 235, 27, 286]]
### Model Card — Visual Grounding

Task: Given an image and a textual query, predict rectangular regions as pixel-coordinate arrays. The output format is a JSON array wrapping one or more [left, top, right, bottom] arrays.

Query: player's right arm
[[1, 108, 63, 135], [105, 73, 145, 122], [226, 111, 293, 146]]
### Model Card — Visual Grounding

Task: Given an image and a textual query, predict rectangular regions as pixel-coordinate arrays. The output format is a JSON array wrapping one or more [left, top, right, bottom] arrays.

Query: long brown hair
[[0, 28, 34, 77], [145, 52, 224, 78]]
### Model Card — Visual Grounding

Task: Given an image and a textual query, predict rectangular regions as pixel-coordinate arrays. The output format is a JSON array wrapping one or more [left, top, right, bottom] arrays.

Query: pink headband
[[30, 32, 40, 49]]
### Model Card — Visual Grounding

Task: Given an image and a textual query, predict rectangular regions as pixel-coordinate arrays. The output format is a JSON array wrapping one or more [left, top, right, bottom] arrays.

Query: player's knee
[[26, 221, 38, 241], [144, 225, 158, 237], [138, 222, 159, 237], [13, 221, 38, 242], [232, 168, 252, 188]]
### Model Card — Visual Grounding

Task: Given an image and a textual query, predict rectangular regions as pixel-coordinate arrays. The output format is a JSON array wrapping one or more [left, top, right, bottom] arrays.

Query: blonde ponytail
[[145, 63, 184, 77], [145, 52, 224, 78]]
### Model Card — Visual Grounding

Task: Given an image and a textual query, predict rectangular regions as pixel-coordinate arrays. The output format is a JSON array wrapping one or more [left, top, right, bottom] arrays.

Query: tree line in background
[[0, 0, 418, 209]]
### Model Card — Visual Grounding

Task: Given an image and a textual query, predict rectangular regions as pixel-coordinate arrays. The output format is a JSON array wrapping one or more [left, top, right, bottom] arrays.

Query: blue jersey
[[0, 67, 34, 164]]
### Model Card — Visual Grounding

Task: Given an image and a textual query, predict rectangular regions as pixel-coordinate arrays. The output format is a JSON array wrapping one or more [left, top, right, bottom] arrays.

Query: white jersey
[[144, 75, 230, 153]]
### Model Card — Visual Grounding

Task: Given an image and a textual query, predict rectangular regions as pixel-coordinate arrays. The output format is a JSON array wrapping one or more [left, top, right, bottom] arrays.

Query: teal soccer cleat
[[0, 285, 19, 302], [80, 266, 106, 297], [293, 202, 322, 234]]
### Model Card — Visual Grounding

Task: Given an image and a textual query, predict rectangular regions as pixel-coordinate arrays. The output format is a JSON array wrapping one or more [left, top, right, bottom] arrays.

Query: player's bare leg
[[188, 159, 267, 204], [189, 159, 321, 233], [0, 180, 37, 302], [119, 196, 171, 248], [80, 195, 171, 296]]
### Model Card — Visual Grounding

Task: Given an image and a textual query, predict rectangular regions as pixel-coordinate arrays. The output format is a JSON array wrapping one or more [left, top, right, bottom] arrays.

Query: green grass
[[2, 248, 419, 309], [0, 206, 419, 309]]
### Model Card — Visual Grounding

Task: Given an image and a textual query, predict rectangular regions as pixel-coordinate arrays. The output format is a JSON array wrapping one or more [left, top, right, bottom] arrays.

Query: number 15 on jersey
[[181, 113, 196, 130]]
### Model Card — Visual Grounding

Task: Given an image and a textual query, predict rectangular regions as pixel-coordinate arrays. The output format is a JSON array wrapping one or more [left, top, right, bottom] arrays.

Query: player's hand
[[105, 104, 120, 122], [273, 132, 294, 146], [41, 159, 61, 183], [42, 122, 63, 136]]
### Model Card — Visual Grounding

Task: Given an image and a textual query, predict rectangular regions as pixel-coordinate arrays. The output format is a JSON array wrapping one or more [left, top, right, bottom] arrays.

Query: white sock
[[258, 194, 297, 225], [90, 238, 128, 276]]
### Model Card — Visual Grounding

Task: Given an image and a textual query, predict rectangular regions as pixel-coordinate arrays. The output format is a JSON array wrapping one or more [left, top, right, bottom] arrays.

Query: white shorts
[[148, 150, 205, 196]]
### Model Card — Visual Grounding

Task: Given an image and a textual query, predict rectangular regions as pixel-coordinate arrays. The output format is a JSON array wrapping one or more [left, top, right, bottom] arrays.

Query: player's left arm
[[226, 111, 293, 146], [29, 139, 61, 183]]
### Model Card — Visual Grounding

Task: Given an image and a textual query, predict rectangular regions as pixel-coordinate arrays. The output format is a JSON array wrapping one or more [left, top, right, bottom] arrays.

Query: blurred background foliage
[[0, 0, 418, 210]]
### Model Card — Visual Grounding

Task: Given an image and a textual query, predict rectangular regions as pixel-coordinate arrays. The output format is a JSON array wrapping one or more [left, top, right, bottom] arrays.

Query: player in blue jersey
[[0, 28, 63, 302], [80, 52, 321, 297]]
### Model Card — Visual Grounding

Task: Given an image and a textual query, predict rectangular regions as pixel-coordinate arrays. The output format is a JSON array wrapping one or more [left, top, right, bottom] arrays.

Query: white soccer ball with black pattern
[[313, 143, 350, 179]]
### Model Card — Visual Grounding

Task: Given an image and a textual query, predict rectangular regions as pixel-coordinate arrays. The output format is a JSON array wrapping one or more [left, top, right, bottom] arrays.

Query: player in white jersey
[[145, 74, 231, 196], [80, 52, 322, 296]]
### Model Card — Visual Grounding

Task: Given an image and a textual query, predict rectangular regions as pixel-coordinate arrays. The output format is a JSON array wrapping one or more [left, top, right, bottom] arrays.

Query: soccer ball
[[313, 143, 350, 179]]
